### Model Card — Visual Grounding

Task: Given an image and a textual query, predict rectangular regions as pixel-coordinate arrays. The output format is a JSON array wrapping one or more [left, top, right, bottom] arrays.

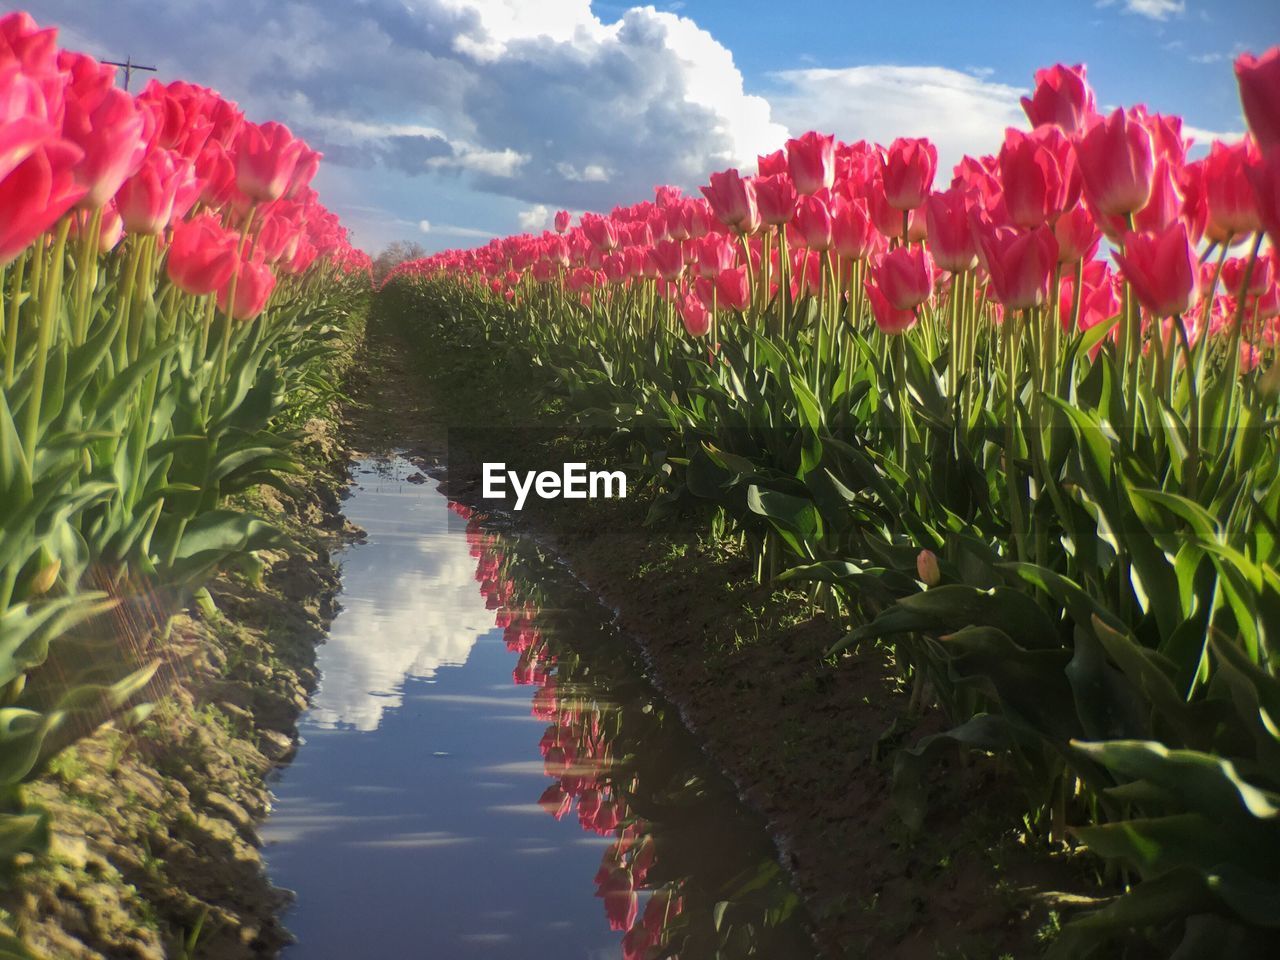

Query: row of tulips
[[385, 49, 1280, 957], [0, 9, 370, 916], [457, 500, 807, 958]]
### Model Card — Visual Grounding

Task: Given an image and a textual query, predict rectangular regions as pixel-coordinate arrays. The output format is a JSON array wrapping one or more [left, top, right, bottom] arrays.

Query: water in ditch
[[261, 453, 815, 958]]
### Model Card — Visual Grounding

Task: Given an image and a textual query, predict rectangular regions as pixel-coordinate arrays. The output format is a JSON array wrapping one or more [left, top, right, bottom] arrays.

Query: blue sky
[[23, 0, 1280, 253]]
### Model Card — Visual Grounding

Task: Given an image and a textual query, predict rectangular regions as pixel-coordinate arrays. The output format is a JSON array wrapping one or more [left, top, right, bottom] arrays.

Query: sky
[[21, 0, 1280, 254]]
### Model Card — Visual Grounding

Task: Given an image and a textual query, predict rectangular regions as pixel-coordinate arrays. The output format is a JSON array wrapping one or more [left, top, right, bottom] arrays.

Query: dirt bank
[[358, 300, 1103, 959]]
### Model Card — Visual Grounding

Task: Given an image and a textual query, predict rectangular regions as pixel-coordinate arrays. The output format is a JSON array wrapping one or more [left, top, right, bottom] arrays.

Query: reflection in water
[[264, 455, 814, 958], [304, 460, 493, 731]]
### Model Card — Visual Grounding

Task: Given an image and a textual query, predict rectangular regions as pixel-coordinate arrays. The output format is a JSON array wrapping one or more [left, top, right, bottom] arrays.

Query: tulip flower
[[62, 87, 147, 210], [166, 214, 239, 295], [1059, 260, 1121, 335], [678, 290, 710, 336], [831, 195, 879, 261], [116, 149, 186, 235], [1, 64, 59, 183], [865, 280, 918, 335], [871, 244, 935, 310], [1113, 222, 1200, 318], [786, 131, 835, 195], [1202, 139, 1262, 240], [696, 234, 736, 278], [974, 220, 1059, 311], [701, 168, 759, 233], [1053, 205, 1101, 263], [757, 148, 788, 177], [0, 141, 86, 266], [998, 127, 1078, 229], [1075, 108, 1155, 216], [1245, 146, 1280, 241], [881, 138, 938, 212], [234, 120, 304, 203], [581, 214, 618, 251], [1236, 49, 1280, 150], [285, 146, 321, 200], [1021, 63, 1096, 135], [793, 194, 833, 250], [218, 255, 277, 321], [924, 188, 977, 273], [715, 265, 751, 312], [96, 201, 124, 253], [647, 239, 684, 281], [754, 173, 797, 226], [554, 209, 571, 233]]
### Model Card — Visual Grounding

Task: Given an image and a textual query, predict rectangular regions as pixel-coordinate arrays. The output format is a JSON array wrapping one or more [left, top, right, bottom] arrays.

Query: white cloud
[[517, 204, 550, 230], [1097, 0, 1186, 21], [427, 144, 529, 178], [29, 0, 784, 213], [1184, 125, 1245, 148], [770, 65, 1026, 175], [418, 219, 432, 233]]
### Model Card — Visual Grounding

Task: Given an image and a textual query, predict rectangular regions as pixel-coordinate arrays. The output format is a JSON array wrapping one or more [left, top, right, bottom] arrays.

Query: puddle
[[262, 454, 815, 958]]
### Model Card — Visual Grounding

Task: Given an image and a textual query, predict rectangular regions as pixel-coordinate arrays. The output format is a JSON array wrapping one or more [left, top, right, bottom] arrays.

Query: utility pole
[[101, 56, 156, 91]]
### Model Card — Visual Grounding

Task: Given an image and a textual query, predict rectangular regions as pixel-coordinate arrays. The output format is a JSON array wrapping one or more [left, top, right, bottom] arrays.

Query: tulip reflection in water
[[450, 499, 814, 959]]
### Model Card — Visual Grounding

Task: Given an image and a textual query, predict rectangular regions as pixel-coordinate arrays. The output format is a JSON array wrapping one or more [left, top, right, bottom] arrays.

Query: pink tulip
[[701, 168, 759, 233], [1114, 222, 1200, 317], [1021, 63, 1096, 135], [0, 61, 58, 183], [786, 131, 835, 196], [647, 239, 684, 281], [1075, 108, 1155, 217], [554, 209, 571, 233], [234, 120, 304, 203], [1053, 205, 1101, 263], [286, 147, 321, 200], [755, 173, 797, 226], [696, 234, 737, 278], [974, 220, 1058, 311], [1203, 139, 1262, 240], [924, 188, 977, 273], [881, 138, 937, 212], [678, 289, 710, 336], [0, 140, 87, 266], [218, 255, 277, 321], [1236, 49, 1280, 150], [1132, 157, 1183, 234], [116, 149, 187, 235], [1059, 261, 1121, 346], [831, 195, 879, 261], [582, 214, 619, 251], [1245, 146, 1280, 242], [96, 202, 124, 253], [757, 148, 788, 177], [998, 127, 1078, 229], [793, 194, 832, 250], [166, 213, 238, 295], [865, 280, 918, 335], [62, 87, 147, 210], [871, 244, 935, 310], [715, 266, 751, 311]]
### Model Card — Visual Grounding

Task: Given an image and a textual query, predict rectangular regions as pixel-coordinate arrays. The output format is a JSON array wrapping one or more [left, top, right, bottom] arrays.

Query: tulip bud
[[28, 556, 61, 596], [916, 549, 941, 587]]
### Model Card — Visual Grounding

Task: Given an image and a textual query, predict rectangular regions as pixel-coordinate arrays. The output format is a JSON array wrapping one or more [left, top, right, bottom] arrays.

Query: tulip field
[[382, 52, 1280, 957], [0, 10, 369, 951]]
